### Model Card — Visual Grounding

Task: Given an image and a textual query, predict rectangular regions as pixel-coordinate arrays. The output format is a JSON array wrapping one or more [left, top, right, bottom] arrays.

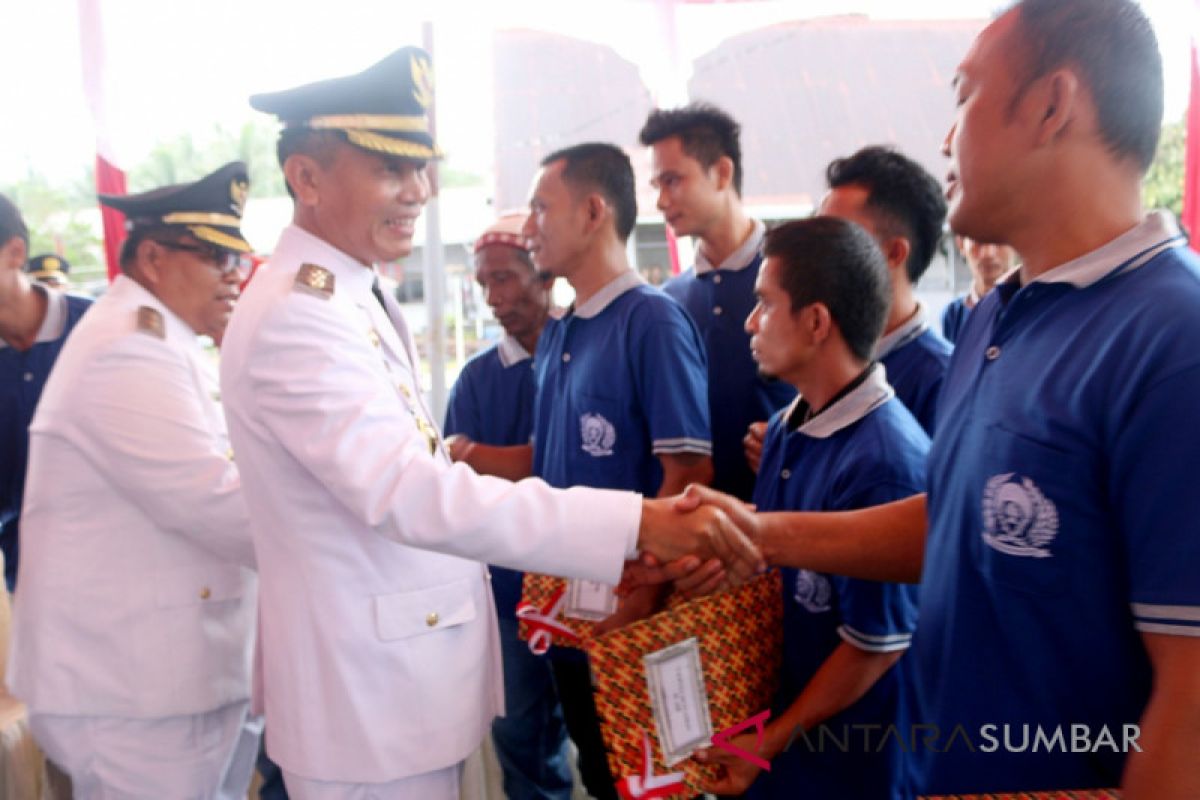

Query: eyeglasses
[[157, 241, 252, 275]]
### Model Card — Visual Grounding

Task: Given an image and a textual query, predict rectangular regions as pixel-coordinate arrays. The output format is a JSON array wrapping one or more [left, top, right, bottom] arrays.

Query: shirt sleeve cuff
[[837, 624, 913, 653], [1131, 603, 1200, 637]]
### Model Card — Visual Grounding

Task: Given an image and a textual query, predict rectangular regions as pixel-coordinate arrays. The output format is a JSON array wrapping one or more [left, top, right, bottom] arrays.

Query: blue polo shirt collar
[[1028, 211, 1186, 289], [572, 270, 644, 319], [694, 219, 766, 275], [786, 362, 895, 439], [496, 335, 531, 367], [875, 304, 930, 360]]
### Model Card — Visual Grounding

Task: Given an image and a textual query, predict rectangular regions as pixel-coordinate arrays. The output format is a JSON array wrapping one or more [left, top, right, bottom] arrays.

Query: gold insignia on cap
[[412, 55, 434, 109], [136, 306, 166, 339], [295, 263, 335, 299], [230, 179, 249, 216], [44, 257, 60, 270]]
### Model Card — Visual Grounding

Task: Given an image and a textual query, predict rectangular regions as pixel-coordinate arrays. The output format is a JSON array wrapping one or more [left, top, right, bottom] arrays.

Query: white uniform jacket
[[7, 275, 257, 718], [218, 225, 642, 784]]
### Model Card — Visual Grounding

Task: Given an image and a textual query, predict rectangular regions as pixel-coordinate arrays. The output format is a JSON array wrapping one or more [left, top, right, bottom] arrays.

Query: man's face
[[961, 237, 1016, 286], [746, 256, 810, 386], [150, 237, 245, 343], [649, 136, 724, 239], [942, 12, 1028, 243], [523, 160, 588, 278], [312, 141, 430, 266], [475, 245, 549, 343]]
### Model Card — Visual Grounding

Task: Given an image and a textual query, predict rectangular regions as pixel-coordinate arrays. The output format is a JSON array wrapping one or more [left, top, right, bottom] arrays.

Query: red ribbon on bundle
[[616, 730, 687, 799], [515, 585, 579, 655]]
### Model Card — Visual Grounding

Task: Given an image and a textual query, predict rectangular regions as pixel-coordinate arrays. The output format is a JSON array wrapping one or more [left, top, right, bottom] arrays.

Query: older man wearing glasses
[[7, 162, 262, 799]]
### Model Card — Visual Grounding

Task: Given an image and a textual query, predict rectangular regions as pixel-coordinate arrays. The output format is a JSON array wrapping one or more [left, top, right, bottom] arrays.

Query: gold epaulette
[[136, 306, 165, 339], [294, 263, 335, 299]]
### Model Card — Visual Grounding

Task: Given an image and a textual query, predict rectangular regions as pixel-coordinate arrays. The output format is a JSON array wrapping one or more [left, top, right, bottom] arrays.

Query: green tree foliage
[[128, 118, 287, 197], [1143, 119, 1185, 217], [0, 167, 106, 286]]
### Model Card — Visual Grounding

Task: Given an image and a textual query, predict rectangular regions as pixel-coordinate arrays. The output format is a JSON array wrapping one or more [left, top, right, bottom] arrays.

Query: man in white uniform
[[8, 162, 261, 798], [222, 48, 762, 798]]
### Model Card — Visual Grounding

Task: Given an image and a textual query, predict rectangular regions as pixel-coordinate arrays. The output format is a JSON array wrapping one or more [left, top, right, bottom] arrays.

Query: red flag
[[664, 222, 682, 276], [1184, 1, 1200, 252], [77, 0, 127, 279]]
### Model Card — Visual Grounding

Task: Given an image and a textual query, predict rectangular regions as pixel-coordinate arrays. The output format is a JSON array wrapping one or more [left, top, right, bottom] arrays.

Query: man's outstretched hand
[[636, 485, 765, 590]]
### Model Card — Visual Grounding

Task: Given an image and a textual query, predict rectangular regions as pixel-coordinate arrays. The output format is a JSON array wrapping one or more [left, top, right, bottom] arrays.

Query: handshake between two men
[[607, 484, 768, 634]]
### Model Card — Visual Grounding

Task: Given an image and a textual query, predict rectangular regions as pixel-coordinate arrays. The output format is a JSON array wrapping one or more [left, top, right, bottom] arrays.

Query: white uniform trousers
[[283, 761, 462, 800], [29, 700, 262, 799]]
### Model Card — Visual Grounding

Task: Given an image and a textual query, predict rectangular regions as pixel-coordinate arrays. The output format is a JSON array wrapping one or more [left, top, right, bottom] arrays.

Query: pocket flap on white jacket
[[155, 564, 249, 608], [374, 578, 477, 641]]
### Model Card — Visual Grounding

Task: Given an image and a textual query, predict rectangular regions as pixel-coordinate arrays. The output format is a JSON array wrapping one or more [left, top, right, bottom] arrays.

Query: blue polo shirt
[[0, 289, 91, 589], [444, 335, 536, 619], [532, 271, 711, 496], [940, 295, 971, 344], [746, 364, 927, 800], [876, 307, 951, 435], [910, 213, 1200, 794], [663, 221, 795, 501]]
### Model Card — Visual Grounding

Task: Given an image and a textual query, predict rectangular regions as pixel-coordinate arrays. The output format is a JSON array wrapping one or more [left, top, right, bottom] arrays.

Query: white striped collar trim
[[785, 362, 895, 440], [694, 218, 766, 275], [0, 284, 68, 350], [572, 270, 645, 319], [875, 304, 930, 360], [496, 335, 531, 368], [1031, 212, 1185, 289]]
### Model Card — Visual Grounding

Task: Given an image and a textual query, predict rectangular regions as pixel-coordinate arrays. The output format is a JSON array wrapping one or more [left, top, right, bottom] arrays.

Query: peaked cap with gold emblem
[[98, 161, 253, 253], [24, 254, 71, 282], [249, 47, 441, 160]]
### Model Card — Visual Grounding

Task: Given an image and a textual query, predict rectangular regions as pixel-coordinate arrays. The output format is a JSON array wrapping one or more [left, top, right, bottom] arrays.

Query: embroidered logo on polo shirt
[[580, 413, 616, 457], [981, 473, 1059, 558], [793, 570, 832, 613]]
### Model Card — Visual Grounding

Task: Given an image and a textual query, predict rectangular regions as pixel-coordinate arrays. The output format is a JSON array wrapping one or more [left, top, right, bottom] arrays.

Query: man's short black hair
[[0, 193, 29, 250], [764, 217, 891, 363], [541, 143, 637, 242], [1008, 0, 1163, 173], [825, 146, 947, 285], [638, 102, 745, 195]]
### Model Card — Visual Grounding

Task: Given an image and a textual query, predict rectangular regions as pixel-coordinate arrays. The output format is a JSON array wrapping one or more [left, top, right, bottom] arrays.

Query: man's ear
[[584, 192, 609, 235], [713, 155, 735, 192], [135, 239, 164, 287], [283, 154, 324, 207], [1032, 68, 1081, 146], [885, 236, 912, 279], [807, 302, 834, 345]]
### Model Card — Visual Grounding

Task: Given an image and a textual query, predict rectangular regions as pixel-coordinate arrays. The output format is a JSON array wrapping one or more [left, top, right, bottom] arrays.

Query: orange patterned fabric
[[585, 571, 784, 797], [517, 574, 600, 651], [921, 792, 1121, 799]]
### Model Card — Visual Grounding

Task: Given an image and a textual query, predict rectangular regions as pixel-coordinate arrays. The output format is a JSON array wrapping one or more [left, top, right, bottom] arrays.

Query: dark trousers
[[550, 656, 618, 800]]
